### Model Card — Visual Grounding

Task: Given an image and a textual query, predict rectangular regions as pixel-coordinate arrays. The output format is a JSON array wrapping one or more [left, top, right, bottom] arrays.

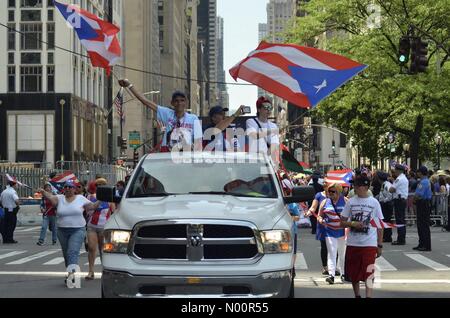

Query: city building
[[257, 23, 268, 99], [216, 15, 228, 109], [198, 0, 218, 115], [0, 0, 123, 166], [121, 0, 160, 160]]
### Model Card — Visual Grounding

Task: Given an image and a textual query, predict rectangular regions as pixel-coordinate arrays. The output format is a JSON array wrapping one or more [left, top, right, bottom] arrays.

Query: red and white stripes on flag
[[325, 169, 353, 187], [5, 174, 31, 189], [114, 87, 124, 121], [370, 218, 406, 229]]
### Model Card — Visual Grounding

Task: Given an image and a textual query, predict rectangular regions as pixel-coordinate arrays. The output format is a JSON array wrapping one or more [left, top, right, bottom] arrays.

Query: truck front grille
[[132, 221, 261, 261]]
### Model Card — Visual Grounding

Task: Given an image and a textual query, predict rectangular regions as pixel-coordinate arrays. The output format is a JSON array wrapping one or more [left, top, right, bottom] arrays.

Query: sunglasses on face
[[328, 190, 337, 194], [64, 186, 75, 189], [261, 103, 273, 111]]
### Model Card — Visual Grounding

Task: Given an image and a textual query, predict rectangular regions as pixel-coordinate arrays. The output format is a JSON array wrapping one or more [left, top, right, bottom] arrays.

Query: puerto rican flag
[[5, 174, 32, 189], [325, 169, 353, 187], [230, 42, 367, 109], [49, 172, 79, 193], [54, 1, 121, 75], [370, 218, 406, 229]]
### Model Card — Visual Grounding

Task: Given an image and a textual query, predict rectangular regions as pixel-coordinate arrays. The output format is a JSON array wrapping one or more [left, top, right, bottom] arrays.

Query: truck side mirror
[[96, 186, 121, 204], [284, 186, 315, 204]]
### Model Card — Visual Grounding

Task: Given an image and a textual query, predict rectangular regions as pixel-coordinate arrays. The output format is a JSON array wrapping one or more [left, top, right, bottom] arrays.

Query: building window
[[9, 0, 16, 7], [8, 66, 16, 92], [9, 11, 15, 22], [47, 0, 54, 7], [20, 0, 42, 7], [48, 52, 54, 64], [8, 52, 15, 64], [20, 23, 42, 50], [21, 10, 41, 21], [8, 23, 16, 50], [47, 66, 54, 92], [21, 52, 41, 64], [47, 22, 54, 49], [20, 66, 42, 92], [47, 9, 53, 21]]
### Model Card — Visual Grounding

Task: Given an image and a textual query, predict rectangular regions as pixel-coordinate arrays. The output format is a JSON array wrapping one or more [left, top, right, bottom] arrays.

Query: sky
[[217, 0, 269, 113]]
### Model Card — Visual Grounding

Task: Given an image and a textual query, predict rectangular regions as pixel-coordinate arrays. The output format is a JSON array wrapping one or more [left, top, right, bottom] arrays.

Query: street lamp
[[403, 143, 410, 165], [59, 99, 66, 162], [434, 134, 443, 170]]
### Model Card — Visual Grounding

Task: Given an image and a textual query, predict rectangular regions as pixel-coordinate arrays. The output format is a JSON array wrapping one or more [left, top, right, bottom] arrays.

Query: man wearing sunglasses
[[246, 97, 280, 166]]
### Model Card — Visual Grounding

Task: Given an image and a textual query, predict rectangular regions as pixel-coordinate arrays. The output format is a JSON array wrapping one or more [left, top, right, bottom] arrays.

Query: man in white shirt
[[377, 172, 394, 243], [246, 97, 280, 167], [0, 181, 20, 244], [389, 164, 409, 245]]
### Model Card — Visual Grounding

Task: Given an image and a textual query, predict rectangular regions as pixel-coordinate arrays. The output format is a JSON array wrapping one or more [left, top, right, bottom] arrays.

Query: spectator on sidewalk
[[377, 172, 394, 243], [341, 175, 384, 298], [37, 183, 58, 246], [414, 166, 433, 252], [0, 180, 20, 244], [389, 164, 408, 245]]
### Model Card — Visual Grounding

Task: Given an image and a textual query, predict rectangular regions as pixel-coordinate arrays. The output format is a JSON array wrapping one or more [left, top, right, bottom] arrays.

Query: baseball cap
[[418, 166, 428, 175], [171, 91, 186, 101], [395, 164, 406, 171], [256, 97, 273, 110], [353, 175, 371, 187], [209, 106, 229, 118]]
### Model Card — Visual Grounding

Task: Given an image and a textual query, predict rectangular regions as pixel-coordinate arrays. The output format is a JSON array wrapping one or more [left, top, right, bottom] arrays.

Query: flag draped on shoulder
[[54, 0, 121, 75], [325, 169, 353, 187], [230, 41, 367, 109]]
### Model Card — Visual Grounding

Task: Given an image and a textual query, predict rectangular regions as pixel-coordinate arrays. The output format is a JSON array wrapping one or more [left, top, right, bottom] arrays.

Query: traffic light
[[133, 151, 139, 166], [332, 140, 336, 152], [119, 137, 127, 150], [410, 37, 428, 74], [398, 36, 411, 65]]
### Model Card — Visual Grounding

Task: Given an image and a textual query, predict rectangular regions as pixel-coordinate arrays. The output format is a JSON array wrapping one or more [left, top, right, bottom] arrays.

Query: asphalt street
[[0, 225, 449, 298]]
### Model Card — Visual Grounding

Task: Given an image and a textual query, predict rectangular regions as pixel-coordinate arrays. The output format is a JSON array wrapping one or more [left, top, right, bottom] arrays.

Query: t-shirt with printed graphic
[[341, 196, 384, 247], [157, 106, 203, 148]]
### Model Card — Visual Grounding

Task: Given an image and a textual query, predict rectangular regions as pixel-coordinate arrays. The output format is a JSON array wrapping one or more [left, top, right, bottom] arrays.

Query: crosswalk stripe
[[295, 253, 308, 270], [0, 251, 27, 260], [6, 250, 59, 265], [405, 253, 450, 271], [84, 257, 101, 266], [43, 257, 65, 265], [375, 256, 397, 272], [15, 227, 41, 233]]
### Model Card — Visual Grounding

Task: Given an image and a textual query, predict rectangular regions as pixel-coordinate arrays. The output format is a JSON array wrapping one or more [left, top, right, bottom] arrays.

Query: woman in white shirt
[[40, 180, 102, 286]]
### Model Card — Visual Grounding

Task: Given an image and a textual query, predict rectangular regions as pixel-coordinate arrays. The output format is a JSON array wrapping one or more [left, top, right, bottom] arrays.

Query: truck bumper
[[102, 269, 292, 298]]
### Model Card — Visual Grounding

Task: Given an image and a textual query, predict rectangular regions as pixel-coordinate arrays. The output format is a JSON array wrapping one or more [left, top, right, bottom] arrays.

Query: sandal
[[85, 273, 95, 280]]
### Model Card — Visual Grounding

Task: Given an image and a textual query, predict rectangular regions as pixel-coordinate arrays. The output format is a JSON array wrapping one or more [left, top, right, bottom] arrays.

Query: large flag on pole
[[230, 41, 367, 109], [49, 172, 79, 193], [280, 144, 313, 174], [54, 1, 121, 75]]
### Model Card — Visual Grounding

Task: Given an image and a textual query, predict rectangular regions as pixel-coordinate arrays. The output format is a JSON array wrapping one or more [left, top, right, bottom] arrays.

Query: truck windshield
[[128, 159, 278, 199]]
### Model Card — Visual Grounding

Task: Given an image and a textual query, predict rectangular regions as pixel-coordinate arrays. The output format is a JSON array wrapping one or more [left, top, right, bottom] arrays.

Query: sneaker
[[36, 241, 44, 246], [322, 268, 329, 276], [325, 276, 334, 285], [335, 270, 341, 277]]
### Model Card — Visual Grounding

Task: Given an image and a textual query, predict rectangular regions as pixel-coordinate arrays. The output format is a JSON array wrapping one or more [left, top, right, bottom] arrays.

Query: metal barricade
[[433, 193, 448, 226]]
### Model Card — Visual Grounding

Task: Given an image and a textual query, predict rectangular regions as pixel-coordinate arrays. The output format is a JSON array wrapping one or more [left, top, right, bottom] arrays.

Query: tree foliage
[[285, 0, 450, 168]]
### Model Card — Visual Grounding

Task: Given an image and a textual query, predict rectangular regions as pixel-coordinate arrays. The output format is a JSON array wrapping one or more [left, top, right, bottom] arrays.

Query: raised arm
[[215, 106, 244, 131], [118, 79, 158, 112], [38, 189, 58, 207]]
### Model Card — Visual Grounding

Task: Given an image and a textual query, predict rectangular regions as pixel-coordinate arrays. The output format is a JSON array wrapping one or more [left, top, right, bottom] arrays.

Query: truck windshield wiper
[[129, 193, 178, 198], [188, 191, 267, 198]]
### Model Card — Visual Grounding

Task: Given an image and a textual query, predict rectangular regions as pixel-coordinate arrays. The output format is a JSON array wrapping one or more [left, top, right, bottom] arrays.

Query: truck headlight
[[260, 230, 292, 254], [103, 230, 131, 254]]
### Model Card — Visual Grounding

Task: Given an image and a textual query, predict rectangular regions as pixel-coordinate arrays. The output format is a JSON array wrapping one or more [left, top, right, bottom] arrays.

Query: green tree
[[285, 0, 450, 170]]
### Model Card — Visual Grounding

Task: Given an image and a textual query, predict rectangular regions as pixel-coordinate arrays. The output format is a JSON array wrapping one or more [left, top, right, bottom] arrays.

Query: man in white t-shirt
[[341, 175, 384, 298], [119, 79, 202, 152], [389, 164, 409, 245], [246, 97, 280, 166]]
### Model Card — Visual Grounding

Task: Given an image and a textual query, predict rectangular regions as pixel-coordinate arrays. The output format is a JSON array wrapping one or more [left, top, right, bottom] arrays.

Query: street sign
[[329, 154, 339, 159], [129, 131, 141, 149], [305, 128, 313, 135]]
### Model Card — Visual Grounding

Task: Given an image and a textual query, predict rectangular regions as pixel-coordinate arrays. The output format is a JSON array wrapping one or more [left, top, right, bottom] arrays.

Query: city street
[[0, 226, 449, 298]]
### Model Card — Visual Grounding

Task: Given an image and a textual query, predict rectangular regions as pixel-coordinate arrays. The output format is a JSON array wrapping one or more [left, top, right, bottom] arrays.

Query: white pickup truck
[[97, 152, 314, 298]]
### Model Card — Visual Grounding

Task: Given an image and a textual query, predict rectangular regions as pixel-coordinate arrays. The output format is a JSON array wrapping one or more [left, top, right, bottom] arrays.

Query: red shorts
[[345, 246, 377, 283]]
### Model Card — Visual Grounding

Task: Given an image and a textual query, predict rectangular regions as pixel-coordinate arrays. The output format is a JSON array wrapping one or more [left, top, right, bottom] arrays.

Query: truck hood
[[109, 195, 288, 231]]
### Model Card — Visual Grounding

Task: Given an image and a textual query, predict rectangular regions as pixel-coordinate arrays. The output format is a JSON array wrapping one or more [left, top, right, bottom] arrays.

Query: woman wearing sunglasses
[[317, 183, 348, 284], [39, 180, 104, 287]]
